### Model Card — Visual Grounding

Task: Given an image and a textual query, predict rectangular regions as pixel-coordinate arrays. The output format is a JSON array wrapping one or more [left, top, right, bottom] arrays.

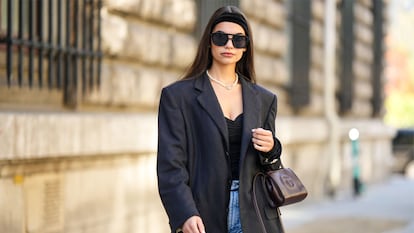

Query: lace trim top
[[225, 114, 243, 180]]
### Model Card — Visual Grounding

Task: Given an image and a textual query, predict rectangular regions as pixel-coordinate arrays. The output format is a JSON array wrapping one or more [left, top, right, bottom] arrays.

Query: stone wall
[[0, 153, 169, 233], [0, 0, 395, 232], [86, 0, 197, 110]]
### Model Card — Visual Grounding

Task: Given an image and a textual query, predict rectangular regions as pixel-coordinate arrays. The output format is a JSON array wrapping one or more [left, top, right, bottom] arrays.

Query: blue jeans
[[228, 180, 243, 233]]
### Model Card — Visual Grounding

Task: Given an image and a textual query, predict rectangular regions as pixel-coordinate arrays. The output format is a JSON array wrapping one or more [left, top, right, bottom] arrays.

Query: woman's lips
[[221, 52, 234, 57]]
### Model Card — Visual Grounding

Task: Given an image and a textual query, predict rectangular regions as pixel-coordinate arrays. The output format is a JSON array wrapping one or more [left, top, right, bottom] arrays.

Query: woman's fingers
[[251, 128, 274, 152], [182, 216, 206, 233]]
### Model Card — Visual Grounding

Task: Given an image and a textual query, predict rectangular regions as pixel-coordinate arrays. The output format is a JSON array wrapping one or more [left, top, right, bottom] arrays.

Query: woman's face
[[210, 22, 247, 67]]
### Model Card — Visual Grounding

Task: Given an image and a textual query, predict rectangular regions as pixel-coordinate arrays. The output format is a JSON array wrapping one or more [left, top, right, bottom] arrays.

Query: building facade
[[0, 0, 394, 232]]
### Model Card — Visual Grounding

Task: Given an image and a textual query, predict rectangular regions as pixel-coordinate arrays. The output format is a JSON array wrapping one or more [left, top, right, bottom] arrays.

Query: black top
[[226, 114, 243, 180]]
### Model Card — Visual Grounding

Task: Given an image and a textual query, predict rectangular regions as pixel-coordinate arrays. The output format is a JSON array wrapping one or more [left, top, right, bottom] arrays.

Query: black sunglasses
[[211, 32, 249, 48]]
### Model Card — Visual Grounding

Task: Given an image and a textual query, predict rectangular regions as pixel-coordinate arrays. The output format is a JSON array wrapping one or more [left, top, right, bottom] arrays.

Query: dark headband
[[212, 13, 249, 34]]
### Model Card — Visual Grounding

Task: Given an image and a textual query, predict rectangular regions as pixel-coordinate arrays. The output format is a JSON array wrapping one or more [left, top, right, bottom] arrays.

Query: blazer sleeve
[[157, 87, 199, 231], [258, 94, 282, 169]]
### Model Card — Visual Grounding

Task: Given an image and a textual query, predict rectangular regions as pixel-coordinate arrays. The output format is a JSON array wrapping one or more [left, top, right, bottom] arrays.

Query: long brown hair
[[182, 6, 256, 83]]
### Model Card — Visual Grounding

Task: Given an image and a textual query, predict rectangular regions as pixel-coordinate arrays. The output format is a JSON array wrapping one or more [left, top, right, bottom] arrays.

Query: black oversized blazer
[[157, 72, 283, 233]]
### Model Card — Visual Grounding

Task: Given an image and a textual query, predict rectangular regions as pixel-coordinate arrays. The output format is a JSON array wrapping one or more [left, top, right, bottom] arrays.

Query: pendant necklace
[[206, 70, 239, 91]]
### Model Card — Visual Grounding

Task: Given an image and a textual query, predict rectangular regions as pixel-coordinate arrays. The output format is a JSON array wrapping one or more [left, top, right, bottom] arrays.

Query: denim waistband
[[230, 180, 239, 191]]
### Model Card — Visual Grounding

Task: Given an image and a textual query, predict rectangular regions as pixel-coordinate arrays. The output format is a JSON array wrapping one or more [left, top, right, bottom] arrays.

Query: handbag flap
[[267, 168, 308, 206]]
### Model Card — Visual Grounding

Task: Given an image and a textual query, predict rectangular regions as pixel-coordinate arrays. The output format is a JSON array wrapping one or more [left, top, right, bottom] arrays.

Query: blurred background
[[0, 0, 413, 233]]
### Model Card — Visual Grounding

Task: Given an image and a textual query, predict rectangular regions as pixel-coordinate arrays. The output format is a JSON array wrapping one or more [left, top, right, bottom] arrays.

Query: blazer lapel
[[195, 73, 229, 150], [239, 77, 261, 162]]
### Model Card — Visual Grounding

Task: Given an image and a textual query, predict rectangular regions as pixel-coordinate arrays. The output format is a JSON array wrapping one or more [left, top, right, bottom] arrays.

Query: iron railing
[[0, 0, 102, 105]]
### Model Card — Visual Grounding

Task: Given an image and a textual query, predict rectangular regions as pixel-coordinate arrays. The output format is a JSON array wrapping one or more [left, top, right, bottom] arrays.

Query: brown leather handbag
[[264, 166, 308, 207], [253, 162, 308, 208]]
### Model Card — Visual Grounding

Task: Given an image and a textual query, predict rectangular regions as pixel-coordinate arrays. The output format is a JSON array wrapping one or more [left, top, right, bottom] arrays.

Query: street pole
[[349, 128, 362, 196]]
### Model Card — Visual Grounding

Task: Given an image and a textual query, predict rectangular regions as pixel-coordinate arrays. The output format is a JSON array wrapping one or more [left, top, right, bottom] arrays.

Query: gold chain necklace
[[206, 70, 239, 90]]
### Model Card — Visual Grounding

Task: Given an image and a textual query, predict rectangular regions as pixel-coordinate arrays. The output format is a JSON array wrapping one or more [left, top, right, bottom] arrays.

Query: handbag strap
[[252, 172, 269, 233], [253, 171, 286, 233]]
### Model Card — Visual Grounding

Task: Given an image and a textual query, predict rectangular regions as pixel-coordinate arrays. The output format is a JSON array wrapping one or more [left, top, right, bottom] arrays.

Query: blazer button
[[225, 151, 229, 157]]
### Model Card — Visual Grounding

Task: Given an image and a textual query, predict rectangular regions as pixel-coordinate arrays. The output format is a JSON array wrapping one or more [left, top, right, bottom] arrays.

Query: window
[[372, 0, 384, 117], [338, 0, 355, 114], [289, 0, 311, 109], [0, 0, 102, 108]]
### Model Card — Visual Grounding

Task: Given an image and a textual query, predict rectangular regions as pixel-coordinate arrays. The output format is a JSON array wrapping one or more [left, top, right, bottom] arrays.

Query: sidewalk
[[281, 175, 414, 233]]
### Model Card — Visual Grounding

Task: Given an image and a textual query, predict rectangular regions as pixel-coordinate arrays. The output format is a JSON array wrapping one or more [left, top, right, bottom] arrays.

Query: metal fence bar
[[372, 0, 384, 116], [65, 0, 71, 94], [81, 0, 87, 94], [56, 0, 63, 88], [38, 0, 44, 88], [89, 0, 95, 90], [1, 0, 102, 101], [47, 0, 53, 88], [6, 0, 13, 86], [97, 0, 102, 87], [73, 0, 79, 89], [28, 0, 34, 87], [18, 0, 24, 86]]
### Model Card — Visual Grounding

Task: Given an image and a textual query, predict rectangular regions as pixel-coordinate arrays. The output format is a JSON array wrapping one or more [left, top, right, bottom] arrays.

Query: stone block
[[246, 0, 267, 22], [255, 55, 287, 87], [171, 34, 197, 69], [64, 168, 116, 230], [354, 40, 373, 64], [277, 117, 328, 145], [298, 93, 324, 117], [139, 0, 164, 21], [0, 179, 24, 233], [160, 70, 182, 88], [109, 65, 140, 105], [0, 115, 14, 159], [311, 20, 324, 45], [62, 154, 169, 233], [355, 22, 374, 45], [0, 112, 158, 159], [162, 0, 196, 31], [265, 1, 286, 29], [310, 67, 324, 93], [267, 87, 291, 116], [125, 23, 172, 66], [101, 10, 129, 55], [352, 100, 373, 117], [255, 54, 275, 82], [282, 143, 330, 199], [272, 58, 289, 86], [135, 68, 164, 107], [311, 44, 324, 69], [105, 0, 196, 31], [23, 173, 64, 233], [267, 30, 287, 56], [354, 60, 371, 82], [239, 0, 254, 16], [250, 21, 286, 56], [86, 62, 166, 109], [104, 0, 142, 13], [355, 2, 373, 26], [312, 0, 325, 21], [85, 63, 113, 104], [354, 79, 373, 100]]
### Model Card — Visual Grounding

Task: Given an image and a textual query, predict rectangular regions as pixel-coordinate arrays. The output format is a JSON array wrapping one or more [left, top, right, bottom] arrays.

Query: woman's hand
[[251, 128, 274, 153], [182, 216, 206, 233]]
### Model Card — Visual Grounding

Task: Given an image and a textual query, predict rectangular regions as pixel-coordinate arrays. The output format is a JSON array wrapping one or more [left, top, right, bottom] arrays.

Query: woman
[[157, 6, 284, 233]]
